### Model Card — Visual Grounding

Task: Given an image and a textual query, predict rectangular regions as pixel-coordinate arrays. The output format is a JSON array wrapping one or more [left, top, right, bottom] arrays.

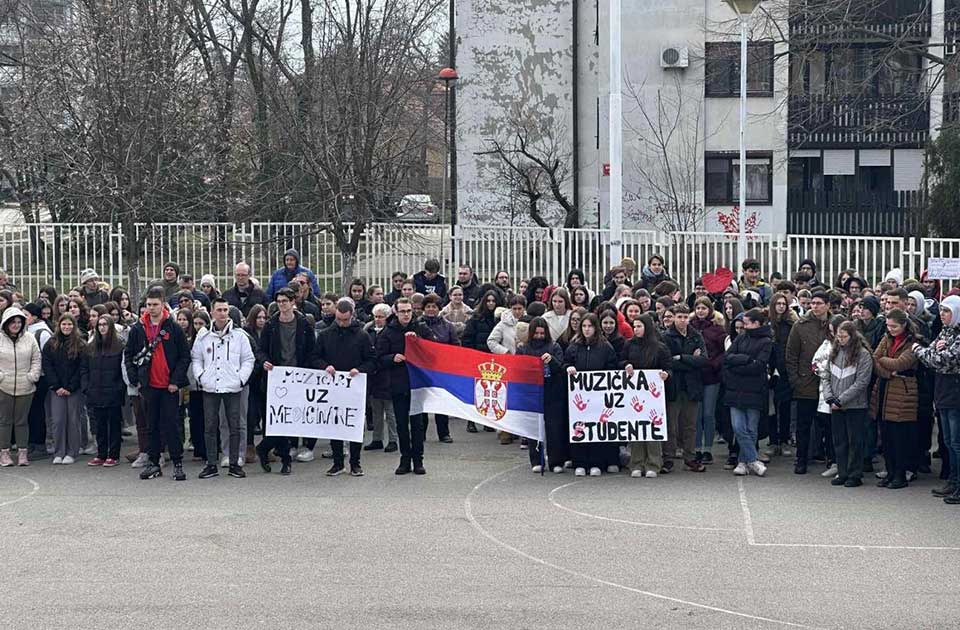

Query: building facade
[[456, 0, 949, 235]]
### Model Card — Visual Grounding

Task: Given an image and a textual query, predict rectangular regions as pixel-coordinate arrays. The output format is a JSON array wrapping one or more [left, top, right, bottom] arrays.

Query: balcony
[[788, 94, 929, 149], [789, 0, 930, 42], [787, 189, 920, 236]]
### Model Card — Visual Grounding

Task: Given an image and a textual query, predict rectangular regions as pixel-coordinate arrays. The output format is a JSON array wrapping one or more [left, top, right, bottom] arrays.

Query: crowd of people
[[0, 250, 957, 505]]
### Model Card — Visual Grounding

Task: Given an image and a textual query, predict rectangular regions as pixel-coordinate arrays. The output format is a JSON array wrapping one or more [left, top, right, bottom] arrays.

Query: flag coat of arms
[[404, 337, 544, 440]]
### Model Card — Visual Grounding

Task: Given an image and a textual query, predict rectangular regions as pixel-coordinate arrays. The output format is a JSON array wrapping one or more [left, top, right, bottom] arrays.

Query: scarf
[[142, 308, 172, 389]]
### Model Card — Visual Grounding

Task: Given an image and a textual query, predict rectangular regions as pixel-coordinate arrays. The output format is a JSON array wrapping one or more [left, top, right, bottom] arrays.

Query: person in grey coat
[[821, 320, 874, 487]]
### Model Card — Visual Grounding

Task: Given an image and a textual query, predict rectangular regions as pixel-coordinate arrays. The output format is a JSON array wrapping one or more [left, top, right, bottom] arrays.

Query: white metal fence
[[0, 221, 948, 300]]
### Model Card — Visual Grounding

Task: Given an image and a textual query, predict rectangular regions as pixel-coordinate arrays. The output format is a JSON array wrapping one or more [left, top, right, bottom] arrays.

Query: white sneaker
[[61, 455, 75, 465], [221, 456, 230, 467], [780, 446, 793, 456], [645, 470, 658, 478], [748, 461, 767, 477], [52, 456, 63, 465], [906, 471, 917, 482], [296, 448, 315, 463], [289, 447, 299, 460], [589, 467, 602, 477], [531, 465, 543, 473], [564, 460, 573, 469], [552, 466, 564, 474], [131, 453, 149, 468], [81, 445, 97, 456], [631, 469, 644, 478], [820, 463, 838, 478], [733, 462, 748, 476], [606, 465, 620, 474], [574, 467, 586, 477], [876, 470, 888, 479]]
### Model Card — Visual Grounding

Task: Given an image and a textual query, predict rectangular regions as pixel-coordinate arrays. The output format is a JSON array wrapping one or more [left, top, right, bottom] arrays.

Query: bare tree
[[624, 76, 707, 233]]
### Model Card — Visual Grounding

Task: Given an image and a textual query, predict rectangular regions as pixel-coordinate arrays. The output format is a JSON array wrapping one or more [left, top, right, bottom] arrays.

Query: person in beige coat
[[0, 306, 42, 466]]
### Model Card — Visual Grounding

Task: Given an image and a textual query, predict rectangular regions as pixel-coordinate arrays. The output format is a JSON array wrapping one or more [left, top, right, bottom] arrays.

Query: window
[[705, 42, 774, 97], [705, 153, 773, 205]]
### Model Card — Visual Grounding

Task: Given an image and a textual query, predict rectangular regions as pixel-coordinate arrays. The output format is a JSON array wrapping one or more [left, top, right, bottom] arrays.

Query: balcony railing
[[789, 0, 931, 41], [787, 189, 920, 236], [788, 94, 929, 148]]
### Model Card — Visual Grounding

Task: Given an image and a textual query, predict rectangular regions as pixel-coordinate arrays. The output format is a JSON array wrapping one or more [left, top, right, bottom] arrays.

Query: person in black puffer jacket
[[81, 314, 127, 464], [420, 294, 460, 442], [663, 304, 709, 472], [43, 313, 86, 463], [461, 289, 499, 433], [516, 317, 565, 472], [363, 304, 397, 452], [722, 308, 774, 477], [375, 298, 437, 475], [564, 313, 619, 476]]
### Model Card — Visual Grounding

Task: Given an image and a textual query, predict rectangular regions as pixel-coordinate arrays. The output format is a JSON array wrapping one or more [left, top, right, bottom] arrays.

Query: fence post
[[114, 223, 124, 291], [903, 236, 918, 282]]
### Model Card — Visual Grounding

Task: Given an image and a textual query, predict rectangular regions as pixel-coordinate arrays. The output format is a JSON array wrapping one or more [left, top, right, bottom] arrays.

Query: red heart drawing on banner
[[701, 267, 734, 294]]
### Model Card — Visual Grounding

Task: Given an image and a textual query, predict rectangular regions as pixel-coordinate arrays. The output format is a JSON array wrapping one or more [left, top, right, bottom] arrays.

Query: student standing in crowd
[[125, 287, 191, 481], [517, 317, 565, 473], [82, 315, 126, 466], [461, 290, 499, 434], [43, 314, 86, 465], [316, 298, 376, 477], [622, 313, 672, 478], [0, 307, 41, 466], [821, 320, 874, 488], [786, 290, 831, 475], [364, 303, 398, 453], [663, 304, 708, 473], [256, 287, 317, 475], [768, 293, 797, 457], [690, 297, 726, 464], [421, 294, 460, 443]]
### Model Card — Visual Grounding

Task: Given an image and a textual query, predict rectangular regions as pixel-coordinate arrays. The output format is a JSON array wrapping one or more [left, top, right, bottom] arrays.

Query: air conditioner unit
[[660, 46, 689, 69]]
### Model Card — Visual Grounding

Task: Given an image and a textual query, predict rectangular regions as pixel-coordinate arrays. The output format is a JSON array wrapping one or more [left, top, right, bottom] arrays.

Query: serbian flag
[[405, 337, 545, 440]]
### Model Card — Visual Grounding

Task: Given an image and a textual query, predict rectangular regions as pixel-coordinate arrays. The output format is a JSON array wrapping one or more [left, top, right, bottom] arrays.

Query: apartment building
[[456, 0, 947, 235]]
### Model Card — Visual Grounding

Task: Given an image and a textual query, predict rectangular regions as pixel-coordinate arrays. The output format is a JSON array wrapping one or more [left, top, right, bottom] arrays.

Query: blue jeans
[[730, 407, 761, 464], [942, 408, 960, 485], [696, 383, 719, 450]]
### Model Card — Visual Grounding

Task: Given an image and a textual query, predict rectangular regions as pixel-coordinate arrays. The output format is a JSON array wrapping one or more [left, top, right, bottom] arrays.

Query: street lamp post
[[438, 67, 458, 265], [724, 0, 763, 266]]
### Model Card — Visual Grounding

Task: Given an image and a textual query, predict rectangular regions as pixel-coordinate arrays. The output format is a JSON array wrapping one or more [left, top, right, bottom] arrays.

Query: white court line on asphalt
[[549, 480, 739, 532], [0, 473, 40, 509], [465, 465, 825, 630], [737, 479, 960, 552]]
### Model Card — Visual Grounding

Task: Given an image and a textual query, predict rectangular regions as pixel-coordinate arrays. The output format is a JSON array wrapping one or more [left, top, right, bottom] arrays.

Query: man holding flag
[[375, 298, 436, 476]]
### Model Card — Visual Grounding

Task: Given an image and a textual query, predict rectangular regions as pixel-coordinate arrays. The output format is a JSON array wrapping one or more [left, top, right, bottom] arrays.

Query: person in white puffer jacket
[[191, 298, 255, 479], [0, 307, 41, 467]]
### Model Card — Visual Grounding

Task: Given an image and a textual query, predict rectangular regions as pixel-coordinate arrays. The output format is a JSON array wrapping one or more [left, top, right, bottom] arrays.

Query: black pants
[[916, 399, 934, 467], [247, 386, 264, 446], [795, 399, 832, 464], [331, 440, 362, 466], [771, 399, 792, 446], [831, 408, 866, 481], [89, 405, 122, 460], [142, 386, 183, 465], [433, 414, 450, 439], [188, 390, 206, 459], [258, 435, 292, 464], [882, 420, 916, 483], [393, 393, 424, 461], [27, 375, 47, 447]]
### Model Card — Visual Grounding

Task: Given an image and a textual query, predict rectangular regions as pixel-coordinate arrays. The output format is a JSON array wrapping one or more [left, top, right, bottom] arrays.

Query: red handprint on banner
[[649, 382, 661, 399], [573, 393, 587, 412], [572, 421, 585, 439], [631, 396, 644, 413], [649, 409, 664, 427], [598, 408, 614, 424]]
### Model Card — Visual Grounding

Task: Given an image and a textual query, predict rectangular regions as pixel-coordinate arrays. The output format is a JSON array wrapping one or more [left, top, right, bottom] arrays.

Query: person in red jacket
[[689, 297, 728, 465]]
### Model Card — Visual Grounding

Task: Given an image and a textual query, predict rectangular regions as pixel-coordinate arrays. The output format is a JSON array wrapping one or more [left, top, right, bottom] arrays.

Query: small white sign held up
[[926, 258, 960, 281], [266, 367, 367, 442]]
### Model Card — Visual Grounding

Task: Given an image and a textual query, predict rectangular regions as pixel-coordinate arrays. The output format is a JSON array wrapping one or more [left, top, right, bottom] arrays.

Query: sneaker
[[932, 483, 958, 498], [764, 444, 779, 457], [320, 450, 333, 459], [439, 436, 454, 444], [820, 463, 838, 478], [552, 466, 564, 474], [875, 470, 888, 479], [131, 453, 149, 468], [701, 452, 714, 464], [81, 445, 97, 456], [62, 455, 75, 465], [794, 463, 807, 475], [631, 469, 644, 478], [685, 460, 706, 473], [173, 463, 186, 481], [228, 465, 246, 479], [606, 465, 620, 474], [466, 422, 479, 433], [877, 477, 891, 487], [52, 456, 63, 465], [350, 465, 364, 477], [723, 457, 737, 470], [748, 461, 767, 477], [564, 460, 574, 469], [18, 450, 29, 466], [662, 460, 675, 473], [588, 467, 602, 476], [519, 441, 528, 450], [0, 450, 12, 467], [384, 442, 398, 453], [220, 456, 230, 468], [296, 449, 316, 463], [574, 467, 586, 477], [532, 465, 543, 473], [413, 461, 426, 475], [326, 464, 345, 476], [363, 441, 384, 451], [905, 471, 917, 482], [280, 462, 292, 475], [780, 445, 793, 457], [483, 426, 496, 432], [844, 478, 863, 488], [945, 490, 960, 505], [758, 452, 771, 464], [887, 478, 908, 490], [199, 464, 219, 479], [103, 458, 118, 467], [675, 448, 684, 459], [830, 476, 846, 486], [139, 463, 162, 479], [87, 458, 105, 466], [733, 462, 748, 475]]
